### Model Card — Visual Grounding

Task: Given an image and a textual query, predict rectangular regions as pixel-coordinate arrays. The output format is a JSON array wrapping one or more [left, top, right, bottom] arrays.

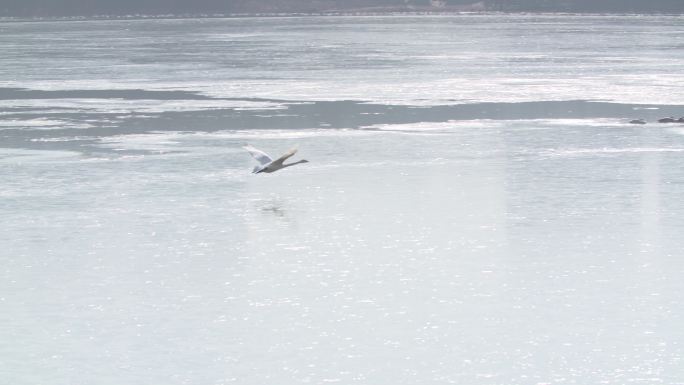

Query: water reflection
[[639, 151, 662, 255], [259, 202, 287, 218]]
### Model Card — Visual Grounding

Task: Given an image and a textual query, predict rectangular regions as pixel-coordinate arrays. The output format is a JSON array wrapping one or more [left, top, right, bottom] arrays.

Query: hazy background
[[2, 0, 684, 17]]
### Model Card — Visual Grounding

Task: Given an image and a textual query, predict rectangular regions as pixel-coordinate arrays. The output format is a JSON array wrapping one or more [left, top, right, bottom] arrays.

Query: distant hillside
[[1, 0, 683, 17], [492, 0, 684, 13]]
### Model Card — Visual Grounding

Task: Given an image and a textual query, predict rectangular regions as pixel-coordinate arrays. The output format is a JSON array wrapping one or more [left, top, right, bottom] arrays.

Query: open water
[[2, 14, 684, 385]]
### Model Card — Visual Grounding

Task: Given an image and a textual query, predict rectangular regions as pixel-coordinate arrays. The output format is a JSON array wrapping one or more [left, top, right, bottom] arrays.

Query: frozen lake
[[2, 14, 684, 385]]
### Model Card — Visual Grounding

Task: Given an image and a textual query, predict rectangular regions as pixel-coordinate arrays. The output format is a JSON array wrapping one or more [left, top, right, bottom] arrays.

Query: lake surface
[[2, 14, 684, 385]]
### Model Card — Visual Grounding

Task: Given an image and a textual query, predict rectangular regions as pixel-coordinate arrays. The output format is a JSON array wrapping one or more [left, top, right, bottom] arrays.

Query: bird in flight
[[243, 145, 309, 174]]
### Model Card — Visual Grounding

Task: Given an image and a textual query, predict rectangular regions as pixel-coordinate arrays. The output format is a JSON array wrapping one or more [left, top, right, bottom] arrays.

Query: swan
[[243, 145, 309, 174]]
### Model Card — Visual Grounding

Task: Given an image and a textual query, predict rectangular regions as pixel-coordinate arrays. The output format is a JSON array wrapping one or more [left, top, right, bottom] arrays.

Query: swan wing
[[243, 145, 273, 165], [271, 147, 298, 165]]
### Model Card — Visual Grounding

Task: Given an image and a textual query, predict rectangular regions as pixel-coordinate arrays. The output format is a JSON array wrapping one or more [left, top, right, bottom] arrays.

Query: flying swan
[[243, 145, 309, 174]]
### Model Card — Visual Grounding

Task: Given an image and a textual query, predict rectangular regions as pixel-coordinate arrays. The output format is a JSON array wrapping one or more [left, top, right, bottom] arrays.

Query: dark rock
[[658, 117, 676, 123], [629, 119, 646, 125]]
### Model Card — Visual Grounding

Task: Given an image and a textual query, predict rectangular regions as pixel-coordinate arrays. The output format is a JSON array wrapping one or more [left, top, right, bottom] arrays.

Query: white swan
[[243, 145, 309, 174]]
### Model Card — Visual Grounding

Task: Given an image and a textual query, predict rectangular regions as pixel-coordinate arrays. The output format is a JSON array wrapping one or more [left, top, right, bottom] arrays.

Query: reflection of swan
[[261, 204, 286, 217], [243, 145, 309, 174]]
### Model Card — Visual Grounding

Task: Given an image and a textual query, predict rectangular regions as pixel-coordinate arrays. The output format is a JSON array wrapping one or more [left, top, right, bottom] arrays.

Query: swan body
[[243, 145, 309, 174]]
